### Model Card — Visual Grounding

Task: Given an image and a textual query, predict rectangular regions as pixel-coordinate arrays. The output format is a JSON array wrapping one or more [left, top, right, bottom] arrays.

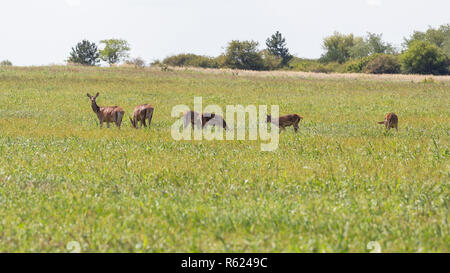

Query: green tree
[[404, 24, 450, 56], [0, 60, 12, 66], [99, 39, 130, 65], [350, 33, 396, 58], [399, 40, 448, 75], [224, 40, 265, 70], [68, 40, 100, 66], [320, 32, 358, 63], [265, 31, 293, 67]]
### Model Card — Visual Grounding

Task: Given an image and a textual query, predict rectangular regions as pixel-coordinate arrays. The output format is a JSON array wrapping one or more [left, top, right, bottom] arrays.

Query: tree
[[224, 40, 265, 70], [68, 40, 100, 66], [99, 39, 130, 66], [0, 60, 12, 66], [350, 33, 396, 59], [404, 24, 450, 56], [399, 41, 448, 75], [320, 32, 358, 63], [265, 31, 293, 67]]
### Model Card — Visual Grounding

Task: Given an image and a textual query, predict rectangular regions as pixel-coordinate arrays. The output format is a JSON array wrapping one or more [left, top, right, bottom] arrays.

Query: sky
[[0, 0, 448, 66]]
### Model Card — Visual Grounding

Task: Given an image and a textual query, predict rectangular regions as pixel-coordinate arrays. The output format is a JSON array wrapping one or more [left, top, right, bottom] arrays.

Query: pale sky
[[0, 0, 448, 66]]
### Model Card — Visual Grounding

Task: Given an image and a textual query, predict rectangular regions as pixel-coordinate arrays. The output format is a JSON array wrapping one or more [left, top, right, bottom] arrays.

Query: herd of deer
[[86, 92, 399, 132]]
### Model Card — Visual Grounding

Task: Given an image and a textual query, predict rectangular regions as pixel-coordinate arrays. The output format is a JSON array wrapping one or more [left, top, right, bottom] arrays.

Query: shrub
[[162, 54, 218, 68], [345, 54, 378, 73], [400, 41, 449, 75], [262, 50, 283, 70], [364, 54, 401, 74], [288, 58, 346, 73], [125, 57, 146, 68]]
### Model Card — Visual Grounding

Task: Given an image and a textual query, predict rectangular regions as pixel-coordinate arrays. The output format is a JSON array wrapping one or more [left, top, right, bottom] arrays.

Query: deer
[[378, 112, 398, 131], [267, 114, 303, 132], [130, 104, 154, 129], [182, 110, 203, 130], [182, 111, 229, 130], [201, 112, 229, 130], [86, 92, 125, 129]]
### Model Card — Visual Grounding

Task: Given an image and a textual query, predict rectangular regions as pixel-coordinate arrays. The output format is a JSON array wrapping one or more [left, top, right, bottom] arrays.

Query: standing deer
[[267, 114, 303, 132], [130, 104, 154, 128], [378, 112, 398, 131], [182, 110, 203, 129], [86, 92, 125, 129]]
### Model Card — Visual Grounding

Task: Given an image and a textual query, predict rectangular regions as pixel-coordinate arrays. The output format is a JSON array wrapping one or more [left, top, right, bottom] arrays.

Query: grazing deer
[[267, 114, 303, 132], [86, 92, 125, 129], [202, 112, 229, 130], [378, 112, 398, 131], [130, 104, 154, 129], [182, 110, 203, 129]]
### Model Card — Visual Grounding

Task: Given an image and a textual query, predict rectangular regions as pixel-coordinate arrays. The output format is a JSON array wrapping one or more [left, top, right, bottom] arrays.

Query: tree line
[[2, 24, 448, 75]]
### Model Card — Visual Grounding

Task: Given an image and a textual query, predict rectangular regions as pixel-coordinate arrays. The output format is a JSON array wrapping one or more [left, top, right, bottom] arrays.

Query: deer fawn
[[378, 112, 398, 131], [267, 114, 303, 132], [130, 104, 154, 128], [86, 92, 125, 129]]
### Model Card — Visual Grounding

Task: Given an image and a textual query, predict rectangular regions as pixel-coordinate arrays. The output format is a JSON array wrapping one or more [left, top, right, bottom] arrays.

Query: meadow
[[0, 66, 448, 252]]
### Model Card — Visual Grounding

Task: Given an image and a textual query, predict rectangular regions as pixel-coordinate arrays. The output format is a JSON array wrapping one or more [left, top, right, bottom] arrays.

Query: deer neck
[[91, 102, 100, 113]]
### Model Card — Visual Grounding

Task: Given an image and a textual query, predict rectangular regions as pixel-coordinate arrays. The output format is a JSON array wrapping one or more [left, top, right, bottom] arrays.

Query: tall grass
[[0, 66, 448, 252]]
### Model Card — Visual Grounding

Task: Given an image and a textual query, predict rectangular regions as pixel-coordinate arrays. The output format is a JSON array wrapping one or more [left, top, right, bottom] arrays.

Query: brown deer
[[202, 112, 229, 130], [86, 92, 125, 129], [267, 114, 303, 132], [378, 112, 398, 131], [130, 104, 154, 128], [182, 110, 203, 129]]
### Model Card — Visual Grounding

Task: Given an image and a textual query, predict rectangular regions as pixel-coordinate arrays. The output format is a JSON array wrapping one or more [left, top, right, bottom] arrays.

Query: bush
[[288, 58, 346, 73], [125, 57, 146, 68], [364, 54, 400, 74], [262, 50, 283, 70], [400, 41, 449, 75], [0, 60, 12, 66], [162, 54, 218, 68], [345, 54, 378, 73]]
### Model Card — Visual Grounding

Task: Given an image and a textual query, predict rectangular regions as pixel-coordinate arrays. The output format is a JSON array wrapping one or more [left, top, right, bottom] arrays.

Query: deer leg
[[147, 112, 153, 128], [142, 117, 147, 127], [99, 119, 103, 128], [107, 122, 110, 128], [294, 122, 299, 132]]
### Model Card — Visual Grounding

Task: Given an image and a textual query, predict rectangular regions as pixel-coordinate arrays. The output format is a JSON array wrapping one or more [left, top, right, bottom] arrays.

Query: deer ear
[[95, 92, 99, 98], [87, 93, 91, 98]]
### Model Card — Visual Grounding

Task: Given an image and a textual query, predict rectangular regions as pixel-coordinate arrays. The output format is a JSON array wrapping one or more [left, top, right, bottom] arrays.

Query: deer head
[[86, 92, 100, 112]]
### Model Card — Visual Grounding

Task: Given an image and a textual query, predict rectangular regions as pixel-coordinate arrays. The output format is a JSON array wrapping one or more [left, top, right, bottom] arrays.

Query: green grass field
[[0, 66, 448, 252]]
